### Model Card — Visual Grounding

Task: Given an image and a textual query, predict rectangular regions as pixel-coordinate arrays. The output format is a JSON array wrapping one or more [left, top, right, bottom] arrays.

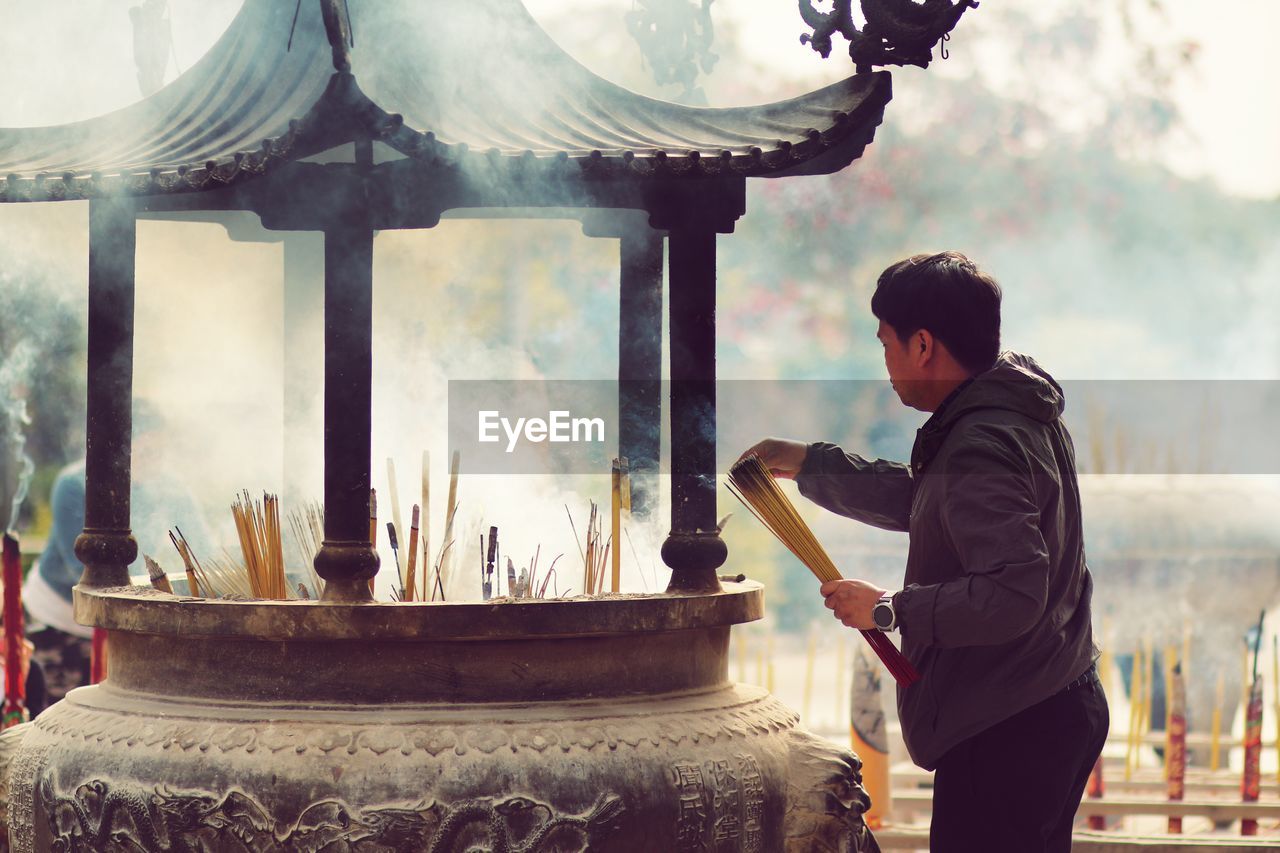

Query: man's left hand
[[820, 579, 887, 630]]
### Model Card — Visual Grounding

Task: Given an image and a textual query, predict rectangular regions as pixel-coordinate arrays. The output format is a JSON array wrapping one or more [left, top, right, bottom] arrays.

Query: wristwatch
[[872, 593, 898, 633]]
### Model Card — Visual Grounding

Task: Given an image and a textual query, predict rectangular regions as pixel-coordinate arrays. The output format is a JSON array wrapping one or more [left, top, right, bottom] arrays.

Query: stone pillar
[[75, 198, 139, 588], [313, 225, 379, 601], [618, 227, 663, 519], [661, 226, 725, 593]]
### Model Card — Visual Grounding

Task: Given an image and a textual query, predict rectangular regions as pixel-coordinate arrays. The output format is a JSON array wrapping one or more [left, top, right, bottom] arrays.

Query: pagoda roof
[[0, 0, 891, 204]]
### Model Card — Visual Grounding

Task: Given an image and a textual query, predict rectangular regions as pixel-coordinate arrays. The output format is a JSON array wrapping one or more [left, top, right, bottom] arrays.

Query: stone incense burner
[[0, 583, 874, 851]]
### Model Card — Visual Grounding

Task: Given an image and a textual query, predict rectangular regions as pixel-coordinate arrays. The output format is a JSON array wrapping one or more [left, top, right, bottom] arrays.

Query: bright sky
[[1, 0, 1277, 199]]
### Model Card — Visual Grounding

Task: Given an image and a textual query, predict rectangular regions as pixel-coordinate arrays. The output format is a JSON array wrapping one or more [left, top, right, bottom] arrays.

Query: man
[[744, 251, 1105, 852]]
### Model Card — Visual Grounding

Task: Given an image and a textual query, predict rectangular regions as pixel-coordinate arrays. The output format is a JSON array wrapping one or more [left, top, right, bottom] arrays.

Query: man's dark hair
[[870, 251, 1002, 373]]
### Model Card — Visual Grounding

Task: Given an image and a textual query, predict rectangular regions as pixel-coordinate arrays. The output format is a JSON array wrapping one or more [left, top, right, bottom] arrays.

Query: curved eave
[[372, 72, 892, 181], [0, 0, 892, 204], [0, 0, 332, 203]]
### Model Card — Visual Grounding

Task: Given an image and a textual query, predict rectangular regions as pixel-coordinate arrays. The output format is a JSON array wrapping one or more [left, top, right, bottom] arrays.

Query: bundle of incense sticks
[[2, 533, 28, 728], [232, 491, 288, 600], [144, 554, 173, 593], [727, 454, 919, 688], [569, 502, 611, 597], [610, 457, 629, 593]]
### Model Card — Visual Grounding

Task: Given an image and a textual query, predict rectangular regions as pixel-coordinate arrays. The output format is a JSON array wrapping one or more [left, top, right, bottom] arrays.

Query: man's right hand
[[737, 438, 809, 479]]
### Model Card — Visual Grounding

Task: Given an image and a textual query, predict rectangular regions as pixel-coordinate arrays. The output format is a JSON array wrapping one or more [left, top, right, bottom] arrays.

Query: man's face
[[877, 319, 920, 408]]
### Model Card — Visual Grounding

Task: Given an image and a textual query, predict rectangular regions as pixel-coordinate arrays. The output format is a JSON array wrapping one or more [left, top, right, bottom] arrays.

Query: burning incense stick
[[485, 526, 498, 600], [431, 503, 455, 602], [387, 458, 405, 588], [727, 454, 919, 687], [536, 555, 563, 599], [1163, 644, 1177, 780], [368, 488, 378, 594], [405, 504, 420, 603], [611, 458, 622, 593], [1167, 661, 1186, 834], [1274, 634, 1280, 784], [387, 522, 402, 597], [439, 451, 460, 596], [170, 529, 202, 597], [1141, 637, 1154, 738], [526, 545, 541, 600], [1125, 644, 1143, 780], [1211, 671, 1224, 771], [421, 451, 430, 598], [2, 533, 28, 728], [144, 554, 173, 594], [1242, 664, 1264, 835]]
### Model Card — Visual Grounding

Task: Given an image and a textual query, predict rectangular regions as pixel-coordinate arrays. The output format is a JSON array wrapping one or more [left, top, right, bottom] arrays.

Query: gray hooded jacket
[[796, 352, 1097, 770]]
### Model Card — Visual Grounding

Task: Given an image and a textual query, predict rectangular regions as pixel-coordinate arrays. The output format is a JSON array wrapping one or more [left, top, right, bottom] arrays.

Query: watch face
[[873, 602, 892, 629]]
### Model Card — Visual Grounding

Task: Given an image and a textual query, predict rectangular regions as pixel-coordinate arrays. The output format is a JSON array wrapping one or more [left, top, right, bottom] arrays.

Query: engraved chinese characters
[[673, 753, 765, 852]]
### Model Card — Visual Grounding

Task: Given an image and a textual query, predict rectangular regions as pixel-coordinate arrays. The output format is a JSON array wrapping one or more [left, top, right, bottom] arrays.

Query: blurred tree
[[0, 263, 85, 534]]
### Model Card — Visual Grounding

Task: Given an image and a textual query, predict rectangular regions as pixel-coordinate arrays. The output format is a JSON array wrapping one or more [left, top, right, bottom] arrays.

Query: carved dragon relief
[[39, 778, 625, 853], [783, 730, 879, 853], [799, 0, 978, 69]]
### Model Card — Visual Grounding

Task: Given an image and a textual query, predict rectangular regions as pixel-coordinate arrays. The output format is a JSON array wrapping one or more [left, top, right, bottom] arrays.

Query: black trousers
[[930, 672, 1109, 853]]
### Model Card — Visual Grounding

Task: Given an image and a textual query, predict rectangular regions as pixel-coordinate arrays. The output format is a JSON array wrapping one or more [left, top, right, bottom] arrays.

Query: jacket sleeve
[[895, 433, 1050, 648], [793, 442, 914, 533]]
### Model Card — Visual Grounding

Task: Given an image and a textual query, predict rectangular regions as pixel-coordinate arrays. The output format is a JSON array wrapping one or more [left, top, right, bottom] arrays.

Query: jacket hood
[[935, 351, 1065, 429], [910, 352, 1065, 473]]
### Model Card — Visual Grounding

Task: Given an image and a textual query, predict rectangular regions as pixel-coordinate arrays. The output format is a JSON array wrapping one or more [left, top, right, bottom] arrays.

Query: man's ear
[[915, 329, 934, 366]]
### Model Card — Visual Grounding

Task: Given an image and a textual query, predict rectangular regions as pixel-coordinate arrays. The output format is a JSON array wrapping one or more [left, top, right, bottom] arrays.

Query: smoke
[[2, 0, 1278, 628], [0, 341, 36, 532]]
